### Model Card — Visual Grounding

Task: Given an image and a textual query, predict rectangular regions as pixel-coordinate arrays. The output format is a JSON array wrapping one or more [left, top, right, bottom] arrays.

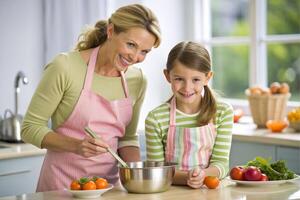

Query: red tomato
[[260, 173, 269, 181], [230, 166, 245, 180], [233, 109, 244, 123]]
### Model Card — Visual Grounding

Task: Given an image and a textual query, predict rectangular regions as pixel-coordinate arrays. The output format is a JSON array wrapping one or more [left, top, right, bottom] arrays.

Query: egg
[[250, 87, 262, 95], [270, 82, 281, 94], [279, 83, 290, 94]]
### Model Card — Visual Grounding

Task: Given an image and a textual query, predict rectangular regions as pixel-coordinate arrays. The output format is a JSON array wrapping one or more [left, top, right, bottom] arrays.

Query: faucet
[[14, 71, 29, 116]]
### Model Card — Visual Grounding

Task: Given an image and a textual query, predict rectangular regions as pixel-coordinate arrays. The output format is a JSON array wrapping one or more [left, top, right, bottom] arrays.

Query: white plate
[[226, 175, 300, 186], [67, 184, 113, 198]]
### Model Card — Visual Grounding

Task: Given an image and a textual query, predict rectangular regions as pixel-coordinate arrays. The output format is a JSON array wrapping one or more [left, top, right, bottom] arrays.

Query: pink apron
[[165, 97, 216, 171], [37, 46, 133, 192]]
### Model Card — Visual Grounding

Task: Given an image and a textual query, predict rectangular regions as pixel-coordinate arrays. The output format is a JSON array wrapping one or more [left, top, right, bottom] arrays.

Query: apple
[[244, 166, 262, 181], [230, 166, 245, 180]]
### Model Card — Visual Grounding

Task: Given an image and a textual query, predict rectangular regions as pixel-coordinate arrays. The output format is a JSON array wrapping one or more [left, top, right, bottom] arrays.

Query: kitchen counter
[[233, 123, 300, 148], [1, 179, 300, 200], [0, 141, 45, 160]]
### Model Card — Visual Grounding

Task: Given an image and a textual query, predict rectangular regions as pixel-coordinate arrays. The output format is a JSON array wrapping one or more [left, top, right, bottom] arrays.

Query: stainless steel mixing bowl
[[119, 161, 177, 193]]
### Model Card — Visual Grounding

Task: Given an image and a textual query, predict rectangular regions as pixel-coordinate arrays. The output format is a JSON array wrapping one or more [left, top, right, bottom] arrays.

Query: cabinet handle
[[0, 169, 31, 177]]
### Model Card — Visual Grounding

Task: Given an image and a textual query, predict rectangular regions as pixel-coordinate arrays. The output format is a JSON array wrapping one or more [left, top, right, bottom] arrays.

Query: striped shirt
[[145, 101, 233, 178]]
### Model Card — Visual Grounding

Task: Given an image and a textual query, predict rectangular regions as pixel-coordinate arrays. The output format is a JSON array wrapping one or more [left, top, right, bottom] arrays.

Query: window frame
[[192, 0, 300, 113]]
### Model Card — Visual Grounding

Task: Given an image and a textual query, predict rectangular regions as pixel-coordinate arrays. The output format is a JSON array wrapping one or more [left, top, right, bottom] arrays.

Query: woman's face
[[164, 60, 212, 112], [107, 25, 156, 72]]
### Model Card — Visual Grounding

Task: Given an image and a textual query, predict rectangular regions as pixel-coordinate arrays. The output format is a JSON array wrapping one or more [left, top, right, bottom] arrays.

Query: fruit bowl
[[289, 121, 300, 132]]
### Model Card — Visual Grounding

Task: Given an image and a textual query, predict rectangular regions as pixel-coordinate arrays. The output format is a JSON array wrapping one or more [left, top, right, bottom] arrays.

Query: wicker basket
[[246, 90, 291, 128]]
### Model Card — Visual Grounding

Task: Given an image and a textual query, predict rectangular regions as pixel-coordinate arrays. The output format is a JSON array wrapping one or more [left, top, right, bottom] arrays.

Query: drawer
[[0, 155, 44, 197]]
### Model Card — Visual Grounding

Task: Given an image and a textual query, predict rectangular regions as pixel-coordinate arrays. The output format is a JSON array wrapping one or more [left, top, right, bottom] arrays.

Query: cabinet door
[[0, 155, 44, 197], [139, 133, 146, 160], [229, 140, 276, 168], [276, 146, 300, 174]]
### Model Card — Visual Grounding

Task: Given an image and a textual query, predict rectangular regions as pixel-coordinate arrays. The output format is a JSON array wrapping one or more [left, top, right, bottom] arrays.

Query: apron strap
[[84, 47, 99, 90], [169, 97, 177, 126], [83, 46, 129, 98], [120, 71, 129, 98]]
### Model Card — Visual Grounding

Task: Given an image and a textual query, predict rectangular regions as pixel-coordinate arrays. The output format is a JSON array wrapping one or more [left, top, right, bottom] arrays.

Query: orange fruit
[[266, 120, 288, 132], [82, 180, 96, 190], [203, 176, 220, 189], [70, 180, 81, 190], [95, 178, 108, 189]]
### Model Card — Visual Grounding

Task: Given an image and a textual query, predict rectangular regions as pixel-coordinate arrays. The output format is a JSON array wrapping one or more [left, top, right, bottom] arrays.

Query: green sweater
[[145, 101, 233, 178], [22, 51, 147, 149]]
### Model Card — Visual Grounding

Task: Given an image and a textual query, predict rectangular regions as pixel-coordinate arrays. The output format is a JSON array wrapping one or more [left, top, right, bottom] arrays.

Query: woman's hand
[[77, 136, 109, 157], [187, 168, 206, 189]]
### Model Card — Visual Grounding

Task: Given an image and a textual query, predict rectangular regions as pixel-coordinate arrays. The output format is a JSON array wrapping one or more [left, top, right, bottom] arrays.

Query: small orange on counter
[[266, 120, 288, 133], [203, 176, 220, 189]]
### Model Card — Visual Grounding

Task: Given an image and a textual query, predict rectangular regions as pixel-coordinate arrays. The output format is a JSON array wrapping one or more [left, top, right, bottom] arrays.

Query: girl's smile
[[164, 60, 212, 114]]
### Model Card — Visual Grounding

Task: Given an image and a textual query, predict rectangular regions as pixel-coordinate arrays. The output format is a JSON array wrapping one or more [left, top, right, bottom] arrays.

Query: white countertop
[[1, 179, 300, 200], [0, 142, 45, 160], [233, 123, 300, 147]]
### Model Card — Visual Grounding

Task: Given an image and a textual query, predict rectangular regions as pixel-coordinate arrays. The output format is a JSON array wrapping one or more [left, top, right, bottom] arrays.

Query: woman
[[21, 4, 161, 192]]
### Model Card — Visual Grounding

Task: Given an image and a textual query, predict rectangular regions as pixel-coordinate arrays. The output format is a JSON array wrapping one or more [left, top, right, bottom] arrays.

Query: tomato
[[95, 178, 108, 189], [260, 173, 269, 181], [233, 109, 244, 123], [230, 166, 245, 180], [203, 176, 220, 189], [70, 180, 81, 190], [82, 181, 96, 190]]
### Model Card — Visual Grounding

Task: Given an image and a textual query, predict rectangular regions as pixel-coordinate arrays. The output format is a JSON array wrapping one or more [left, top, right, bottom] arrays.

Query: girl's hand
[[77, 136, 109, 157], [187, 168, 206, 189]]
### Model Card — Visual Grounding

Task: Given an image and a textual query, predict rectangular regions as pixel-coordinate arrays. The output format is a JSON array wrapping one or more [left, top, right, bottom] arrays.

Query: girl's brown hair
[[166, 41, 217, 125], [75, 4, 161, 50]]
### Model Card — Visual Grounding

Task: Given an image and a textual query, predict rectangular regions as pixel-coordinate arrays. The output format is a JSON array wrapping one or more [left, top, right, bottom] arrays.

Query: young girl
[[145, 41, 233, 189]]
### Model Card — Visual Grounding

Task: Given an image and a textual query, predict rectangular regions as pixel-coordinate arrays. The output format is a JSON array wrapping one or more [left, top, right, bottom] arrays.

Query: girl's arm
[[145, 111, 165, 161], [209, 102, 234, 178]]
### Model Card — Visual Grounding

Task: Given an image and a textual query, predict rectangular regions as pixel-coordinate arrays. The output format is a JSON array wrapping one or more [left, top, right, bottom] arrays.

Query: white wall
[[0, 0, 193, 130], [0, 0, 44, 117]]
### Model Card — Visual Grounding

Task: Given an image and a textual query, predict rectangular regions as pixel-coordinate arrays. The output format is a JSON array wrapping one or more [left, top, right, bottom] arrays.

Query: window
[[194, 0, 300, 103]]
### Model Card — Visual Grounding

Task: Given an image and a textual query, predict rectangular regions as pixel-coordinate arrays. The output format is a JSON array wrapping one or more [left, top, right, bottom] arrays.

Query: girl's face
[[164, 60, 213, 113], [107, 25, 156, 72]]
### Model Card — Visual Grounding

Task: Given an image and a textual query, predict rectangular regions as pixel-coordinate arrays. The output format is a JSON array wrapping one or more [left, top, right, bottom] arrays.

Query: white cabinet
[[0, 155, 44, 197], [277, 146, 300, 174]]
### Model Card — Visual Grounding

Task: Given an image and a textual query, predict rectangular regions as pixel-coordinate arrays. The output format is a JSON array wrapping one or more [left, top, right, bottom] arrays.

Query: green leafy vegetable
[[246, 156, 296, 181]]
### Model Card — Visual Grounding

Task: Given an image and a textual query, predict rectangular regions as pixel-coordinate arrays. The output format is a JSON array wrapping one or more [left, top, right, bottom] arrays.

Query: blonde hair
[[75, 4, 161, 50], [166, 41, 217, 125]]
